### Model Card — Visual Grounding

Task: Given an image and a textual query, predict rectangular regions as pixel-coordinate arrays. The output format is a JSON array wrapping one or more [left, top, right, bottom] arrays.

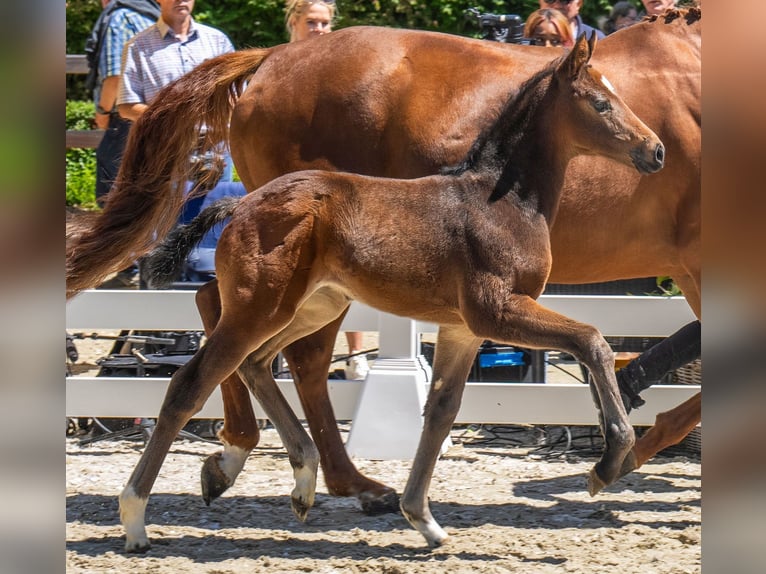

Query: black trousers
[[95, 112, 131, 208]]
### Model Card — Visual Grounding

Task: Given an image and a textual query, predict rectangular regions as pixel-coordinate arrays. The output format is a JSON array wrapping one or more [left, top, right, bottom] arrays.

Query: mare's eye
[[593, 99, 611, 113]]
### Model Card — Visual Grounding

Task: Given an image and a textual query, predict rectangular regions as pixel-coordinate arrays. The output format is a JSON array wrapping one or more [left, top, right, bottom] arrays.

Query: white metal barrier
[[66, 290, 699, 458]]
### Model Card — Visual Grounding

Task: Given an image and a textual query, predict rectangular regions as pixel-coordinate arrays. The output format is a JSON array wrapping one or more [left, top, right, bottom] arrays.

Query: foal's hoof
[[587, 466, 608, 497], [616, 450, 639, 481], [359, 489, 400, 516], [201, 453, 232, 505], [291, 497, 312, 522], [124, 539, 151, 554]]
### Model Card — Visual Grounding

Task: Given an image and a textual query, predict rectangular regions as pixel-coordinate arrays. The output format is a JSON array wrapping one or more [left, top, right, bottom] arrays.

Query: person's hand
[[94, 112, 110, 130]]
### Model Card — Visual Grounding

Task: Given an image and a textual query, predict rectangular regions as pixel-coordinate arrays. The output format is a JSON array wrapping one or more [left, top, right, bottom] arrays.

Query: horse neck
[[470, 75, 570, 224]]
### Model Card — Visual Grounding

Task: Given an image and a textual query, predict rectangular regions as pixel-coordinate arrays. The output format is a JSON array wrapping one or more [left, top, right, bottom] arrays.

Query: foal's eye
[[593, 99, 611, 113]]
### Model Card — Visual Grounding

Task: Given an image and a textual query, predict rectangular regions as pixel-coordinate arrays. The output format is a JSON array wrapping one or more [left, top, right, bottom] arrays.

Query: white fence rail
[[67, 290, 699, 427]]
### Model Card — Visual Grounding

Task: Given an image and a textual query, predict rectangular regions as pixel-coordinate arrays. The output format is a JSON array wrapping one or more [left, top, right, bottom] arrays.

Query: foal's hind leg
[[233, 288, 357, 521], [282, 318, 399, 514], [119, 320, 262, 552], [399, 325, 482, 547], [467, 295, 634, 496], [201, 283, 398, 513], [196, 281, 260, 505]]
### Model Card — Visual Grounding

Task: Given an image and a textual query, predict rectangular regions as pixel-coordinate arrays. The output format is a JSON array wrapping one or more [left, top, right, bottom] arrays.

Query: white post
[[345, 312, 449, 460]]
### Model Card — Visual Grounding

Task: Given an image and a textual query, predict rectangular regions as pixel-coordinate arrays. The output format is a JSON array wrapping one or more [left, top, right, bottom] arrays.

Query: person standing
[[89, 0, 159, 207], [603, 1, 640, 34], [524, 8, 575, 47], [285, 0, 335, 42], [284, 1, 369, 380], [539, 0, 605, 40], [117, 0, 235, 132], [87, 0, 159, 288], [639, 0, 677, 16]]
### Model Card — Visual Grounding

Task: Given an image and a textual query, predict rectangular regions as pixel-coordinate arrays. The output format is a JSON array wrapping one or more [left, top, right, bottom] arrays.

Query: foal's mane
[[440, 55, 564, 178]]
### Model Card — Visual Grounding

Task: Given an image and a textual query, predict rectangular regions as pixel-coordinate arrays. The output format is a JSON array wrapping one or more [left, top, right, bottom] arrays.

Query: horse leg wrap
[[617, 320, 701, 412]]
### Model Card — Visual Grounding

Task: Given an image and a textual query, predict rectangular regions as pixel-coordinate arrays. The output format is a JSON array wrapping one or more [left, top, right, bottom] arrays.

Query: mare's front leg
[[282, 317, 399, 514], [618, 392, 701, 478], [119, 325, 255, 552], [617, 320, 700, 411], [399, 325, 482, 547], [613, 320, 701, 478], [196, 281, 261, 505]]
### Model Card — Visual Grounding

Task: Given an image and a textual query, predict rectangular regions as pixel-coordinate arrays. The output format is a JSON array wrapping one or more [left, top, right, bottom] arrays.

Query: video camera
[[465, 7, 529, 44]]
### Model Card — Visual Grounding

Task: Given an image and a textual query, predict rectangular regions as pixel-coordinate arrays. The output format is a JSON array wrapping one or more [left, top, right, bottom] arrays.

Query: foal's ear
[[560, 33, 594, 79]]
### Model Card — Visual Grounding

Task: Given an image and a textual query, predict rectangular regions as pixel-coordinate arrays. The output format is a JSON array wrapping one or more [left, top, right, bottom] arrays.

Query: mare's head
[[553, 33, 664, 174]]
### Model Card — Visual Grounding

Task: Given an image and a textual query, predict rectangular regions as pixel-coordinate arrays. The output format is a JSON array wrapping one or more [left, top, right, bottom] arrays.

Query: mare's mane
[[646, 6, 700, 26]]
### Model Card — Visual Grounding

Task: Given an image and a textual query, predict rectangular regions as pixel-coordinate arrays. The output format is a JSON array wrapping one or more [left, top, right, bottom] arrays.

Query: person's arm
[[94, 75, 120, 129], [117, 102, 148, 122]]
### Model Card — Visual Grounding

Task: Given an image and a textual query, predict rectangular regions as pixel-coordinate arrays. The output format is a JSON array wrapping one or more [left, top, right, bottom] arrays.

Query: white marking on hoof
[[290, 464, 317, 521], [218, 445, 249, 481], [119, 485, 150, 552], [402, 509, 449, 547]]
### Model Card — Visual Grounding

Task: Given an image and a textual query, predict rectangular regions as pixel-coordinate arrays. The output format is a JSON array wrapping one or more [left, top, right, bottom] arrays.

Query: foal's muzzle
[[631, 141, 665, 175]]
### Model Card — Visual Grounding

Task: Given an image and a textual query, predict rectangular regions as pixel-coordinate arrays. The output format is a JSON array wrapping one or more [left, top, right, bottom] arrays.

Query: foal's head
[[552, 34, 665, 174]]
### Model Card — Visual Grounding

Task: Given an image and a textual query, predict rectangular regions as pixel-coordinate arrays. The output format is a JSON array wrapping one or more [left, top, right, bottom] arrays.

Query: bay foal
[[123, 34, 664, 551]]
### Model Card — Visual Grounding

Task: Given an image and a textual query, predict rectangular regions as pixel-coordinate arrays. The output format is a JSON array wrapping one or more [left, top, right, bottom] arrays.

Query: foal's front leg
[[399, 326, 482, 547], [472, 294, 635, 494]]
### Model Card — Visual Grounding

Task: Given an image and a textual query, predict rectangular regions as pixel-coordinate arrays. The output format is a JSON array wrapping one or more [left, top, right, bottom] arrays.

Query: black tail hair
[[144, 196, 242, 288]]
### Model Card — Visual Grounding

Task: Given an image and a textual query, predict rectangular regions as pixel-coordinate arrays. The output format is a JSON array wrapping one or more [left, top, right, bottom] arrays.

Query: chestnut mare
[[66, 9, 701, 516], [121, 34, 663, 551]]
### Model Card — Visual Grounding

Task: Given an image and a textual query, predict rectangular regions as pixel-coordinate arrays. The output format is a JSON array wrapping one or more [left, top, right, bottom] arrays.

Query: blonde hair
[[285, 0, 338, 41], [523, 8, 574, 47]]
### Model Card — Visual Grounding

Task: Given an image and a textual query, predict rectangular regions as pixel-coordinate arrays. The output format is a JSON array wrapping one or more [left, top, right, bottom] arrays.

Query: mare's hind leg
[[119, 318, 264, 552], [282, 318, 399, 514], [468, 295, 634, 496], [196, 281, 261, 505], [399, 325, 482, 547]]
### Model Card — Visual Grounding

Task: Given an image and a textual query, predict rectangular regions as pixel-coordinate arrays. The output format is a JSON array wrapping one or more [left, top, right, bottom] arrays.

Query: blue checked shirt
[[117, 18, 235, 107], [94, 7, 155, 108]]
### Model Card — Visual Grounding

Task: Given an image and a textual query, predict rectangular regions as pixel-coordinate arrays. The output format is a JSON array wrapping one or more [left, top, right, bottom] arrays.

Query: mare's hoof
[[360, 489, 400, 516], [201, 453, 232, 506], [587, 466, 608, 497]]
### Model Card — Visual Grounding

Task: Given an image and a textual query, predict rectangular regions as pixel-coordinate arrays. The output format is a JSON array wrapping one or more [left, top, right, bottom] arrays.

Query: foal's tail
[[144, 197, 242, 289], [65, 48, 273, 299]]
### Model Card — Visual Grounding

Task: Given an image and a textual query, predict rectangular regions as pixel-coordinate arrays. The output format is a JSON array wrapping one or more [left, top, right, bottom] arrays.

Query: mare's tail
[[144, 197, 242, 289], [65, 48, 272, 299]]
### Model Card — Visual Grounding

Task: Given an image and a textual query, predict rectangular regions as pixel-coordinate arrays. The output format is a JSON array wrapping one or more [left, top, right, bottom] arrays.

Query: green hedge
[[66, 100, 97, 208]]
